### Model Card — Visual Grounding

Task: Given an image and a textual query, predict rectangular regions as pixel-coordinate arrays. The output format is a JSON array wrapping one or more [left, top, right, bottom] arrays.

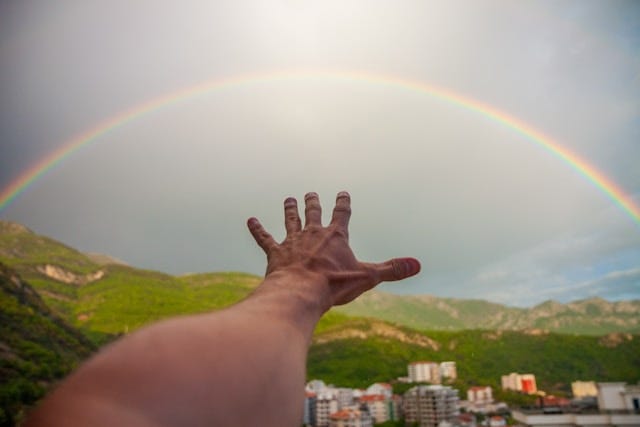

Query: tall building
[[316, 396, 339, 427], [303, 391, 317, 427], [403, 385, 460, 427], [408, 361, 441, 383]]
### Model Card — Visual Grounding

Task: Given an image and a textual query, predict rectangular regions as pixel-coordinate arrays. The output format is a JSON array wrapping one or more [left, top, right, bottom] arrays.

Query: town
[[302, 361, 640, 427]]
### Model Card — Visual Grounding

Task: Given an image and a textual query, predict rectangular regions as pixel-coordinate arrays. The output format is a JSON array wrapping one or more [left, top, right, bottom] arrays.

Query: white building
[[571, 381, 597, 398], [365, 382, 393, 399], [467, 386, 493, 405], [359, 394, 389, 424], [316, 396, 339, 427], [440, 361, 457, 381], [403, 384, 460, 427], [598, 382, 640, 411], [409, 361, 441, 384]]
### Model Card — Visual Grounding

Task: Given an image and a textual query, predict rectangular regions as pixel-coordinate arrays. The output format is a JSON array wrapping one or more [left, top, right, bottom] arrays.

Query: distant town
[[302, 360, 640, 427]]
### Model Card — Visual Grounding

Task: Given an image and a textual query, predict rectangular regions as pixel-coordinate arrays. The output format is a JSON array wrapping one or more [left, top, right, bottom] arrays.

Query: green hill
[[0, 263, 95, 426], [309, 319, 640, 393]]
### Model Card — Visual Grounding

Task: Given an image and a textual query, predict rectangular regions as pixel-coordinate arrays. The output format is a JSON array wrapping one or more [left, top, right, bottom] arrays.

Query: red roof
[[469, 386, 491, 391], [360, 394, 386, 402], [330, 409, 361, 420]]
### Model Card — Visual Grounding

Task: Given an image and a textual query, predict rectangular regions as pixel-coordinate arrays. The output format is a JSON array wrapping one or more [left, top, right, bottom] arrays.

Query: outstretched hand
[[247, 191, 420, 308]]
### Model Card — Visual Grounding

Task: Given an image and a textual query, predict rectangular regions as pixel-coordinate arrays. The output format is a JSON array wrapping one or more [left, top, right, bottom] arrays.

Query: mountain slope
[[335, 290, 640, 335], [0, 263, 95, 426]]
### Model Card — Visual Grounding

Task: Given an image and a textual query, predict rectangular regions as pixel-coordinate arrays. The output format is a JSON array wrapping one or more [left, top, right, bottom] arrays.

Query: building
[[467, 386, 493, 405], [440, 361, 457, 381], [597, 382, 640, 411], [303, 391, 317, 427], [329, 408, 373, 427], [316, 396, 339, 427], [403, 385, 460, 427], [365, 382, 392, 399], [408, 361, 441, 384], [571, 380, 597, 398], [359, 394, 389, 424], [501, 372, 537, 394], [513, 382, 640, 426], [336, 388, 355, 409], [488, 415, 506, 427]]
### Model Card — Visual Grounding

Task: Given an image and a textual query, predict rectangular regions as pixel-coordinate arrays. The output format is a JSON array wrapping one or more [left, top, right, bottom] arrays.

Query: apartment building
[[501, 372, 537, 394], [408, 361, 441, 384], [403, 385, 460, 427], [467, 386, 493, 405]]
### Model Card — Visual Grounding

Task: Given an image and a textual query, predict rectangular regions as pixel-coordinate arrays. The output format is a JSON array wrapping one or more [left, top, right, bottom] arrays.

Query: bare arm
[[25, 191, 420, 427]]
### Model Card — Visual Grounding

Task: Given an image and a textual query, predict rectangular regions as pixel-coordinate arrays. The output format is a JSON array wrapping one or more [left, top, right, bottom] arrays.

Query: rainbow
[[1, 69, 639, 227]]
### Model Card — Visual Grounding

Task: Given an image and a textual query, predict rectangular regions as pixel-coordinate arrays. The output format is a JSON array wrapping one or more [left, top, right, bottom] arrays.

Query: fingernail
[[337, 191, 350, 199], [247, 217, 259, 227], [305, 192, 318, 200], [284, 197, 297, 206], [405, 258, 421, 276]]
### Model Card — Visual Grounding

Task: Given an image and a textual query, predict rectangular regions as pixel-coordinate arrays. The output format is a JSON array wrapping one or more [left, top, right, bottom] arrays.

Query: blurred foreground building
[[513, 382, 640, 426]]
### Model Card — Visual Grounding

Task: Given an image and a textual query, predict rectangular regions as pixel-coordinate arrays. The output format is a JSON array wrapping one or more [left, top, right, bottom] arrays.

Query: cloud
[[463, 200, 640, 305], [1, 1, 639, 306]]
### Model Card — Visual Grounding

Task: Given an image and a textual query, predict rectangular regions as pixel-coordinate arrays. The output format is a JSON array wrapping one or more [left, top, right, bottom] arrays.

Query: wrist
[[245, 267, 332, 331]]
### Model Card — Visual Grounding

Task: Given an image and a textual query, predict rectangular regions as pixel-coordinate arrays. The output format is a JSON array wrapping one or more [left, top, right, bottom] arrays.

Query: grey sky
[[1, 0, 639, 306]]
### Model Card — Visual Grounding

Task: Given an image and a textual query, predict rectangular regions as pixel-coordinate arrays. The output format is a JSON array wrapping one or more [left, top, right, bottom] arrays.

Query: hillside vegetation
[[0, 263, 95, 426]]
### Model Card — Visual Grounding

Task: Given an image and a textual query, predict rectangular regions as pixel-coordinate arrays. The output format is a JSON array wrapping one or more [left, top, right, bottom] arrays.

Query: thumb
[[374, 258, 421, 282]]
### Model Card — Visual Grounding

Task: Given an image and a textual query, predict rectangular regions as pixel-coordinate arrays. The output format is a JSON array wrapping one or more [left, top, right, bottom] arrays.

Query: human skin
[[24, 191, 420, 427]]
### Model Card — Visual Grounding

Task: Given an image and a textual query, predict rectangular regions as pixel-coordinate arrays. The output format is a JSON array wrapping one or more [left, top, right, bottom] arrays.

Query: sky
[[0, 0, 639, 306]]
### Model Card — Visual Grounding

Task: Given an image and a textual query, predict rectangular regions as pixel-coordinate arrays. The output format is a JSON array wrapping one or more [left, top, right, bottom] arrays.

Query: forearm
[[26, 272, 330, 427]]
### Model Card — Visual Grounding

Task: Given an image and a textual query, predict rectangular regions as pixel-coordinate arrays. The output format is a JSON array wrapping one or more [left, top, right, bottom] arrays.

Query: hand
[[247, 191, 421, 308]]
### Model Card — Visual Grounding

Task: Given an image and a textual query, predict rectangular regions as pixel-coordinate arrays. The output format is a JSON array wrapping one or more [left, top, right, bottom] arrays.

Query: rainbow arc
[[1, 69, 638, 227]]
